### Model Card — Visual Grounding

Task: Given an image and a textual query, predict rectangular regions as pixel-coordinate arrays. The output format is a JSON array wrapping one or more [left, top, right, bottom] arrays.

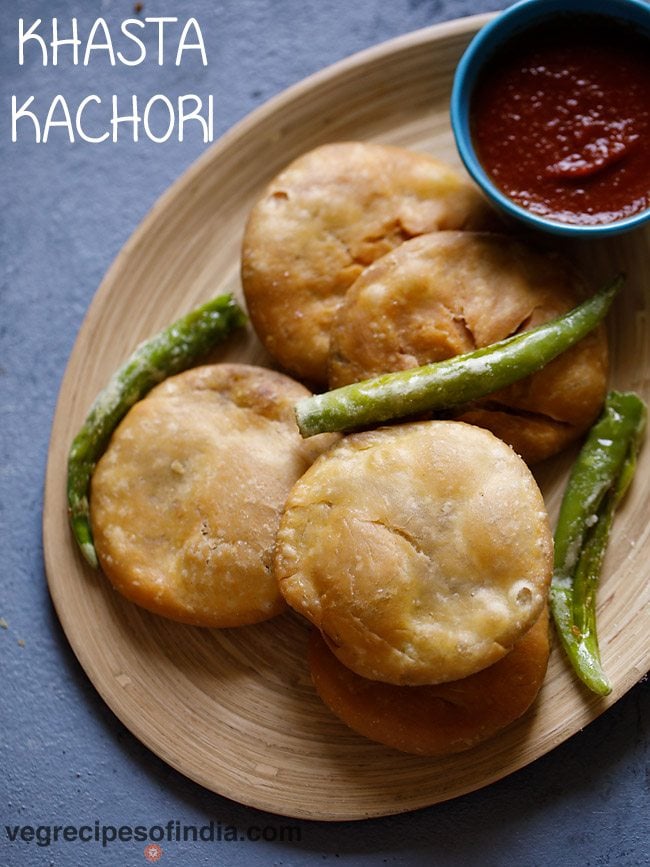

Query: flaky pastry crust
[[274, 420, 553, 685], [241, 142, 495, 384], [90, 364, 335, 627], [328, 231, 608, 463]]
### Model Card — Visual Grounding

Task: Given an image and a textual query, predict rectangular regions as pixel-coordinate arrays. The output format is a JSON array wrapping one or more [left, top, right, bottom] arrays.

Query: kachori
[[308, 606, 550, 755], [241, 142, 495, 384], [90, 363, 335, 627], [274, 420, 553, 685], [328, 231, 608, 463]]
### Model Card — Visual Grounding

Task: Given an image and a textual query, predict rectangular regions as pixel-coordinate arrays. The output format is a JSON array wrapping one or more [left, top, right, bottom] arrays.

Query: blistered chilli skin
[[274, 420, 553, 685], [309, 607, 550, 756], [551, 390, 647, 696], [328, 231, 609, 463], [297, 278, 617, 441], [90, 364, 337, 627], [241, 143, 496, 384]]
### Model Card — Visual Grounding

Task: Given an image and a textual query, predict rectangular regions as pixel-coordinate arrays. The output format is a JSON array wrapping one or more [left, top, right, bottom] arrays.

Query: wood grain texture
[[42, 13, 650, 821]]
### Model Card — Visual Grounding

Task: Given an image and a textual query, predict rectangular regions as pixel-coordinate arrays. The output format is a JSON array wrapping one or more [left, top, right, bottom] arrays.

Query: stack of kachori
[[328, 230, 608, 463], [241, 142, 608, 464], [241, 142, 496, 385], [88, 140, 612, 757], [275, 422, 552, 685], [274, 421, 553, 755]]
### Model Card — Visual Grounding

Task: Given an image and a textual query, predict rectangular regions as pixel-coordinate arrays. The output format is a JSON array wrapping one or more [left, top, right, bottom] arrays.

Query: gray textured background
[[1, 1, 648, 865]]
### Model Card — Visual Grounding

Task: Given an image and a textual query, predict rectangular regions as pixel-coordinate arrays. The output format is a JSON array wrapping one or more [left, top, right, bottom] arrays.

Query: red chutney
[[471, 18, 650, 226]]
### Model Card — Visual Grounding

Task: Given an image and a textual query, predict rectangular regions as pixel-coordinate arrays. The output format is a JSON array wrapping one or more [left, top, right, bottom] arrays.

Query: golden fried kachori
[[241, 142, 495, 385], [309, 606, 550, 756], [90, 363, 335, 627], [274, 420, 553, 685], [328, 231, 608, 463]]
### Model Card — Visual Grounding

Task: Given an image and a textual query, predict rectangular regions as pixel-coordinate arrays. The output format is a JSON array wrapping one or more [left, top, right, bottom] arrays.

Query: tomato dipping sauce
[[471, 17, 650, 226]]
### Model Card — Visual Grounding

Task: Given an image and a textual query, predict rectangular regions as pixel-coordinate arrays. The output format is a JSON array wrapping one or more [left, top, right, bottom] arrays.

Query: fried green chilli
[[67, 293, 247, 567], [550, 390, 646, 695], [295, 276, 621, 437]]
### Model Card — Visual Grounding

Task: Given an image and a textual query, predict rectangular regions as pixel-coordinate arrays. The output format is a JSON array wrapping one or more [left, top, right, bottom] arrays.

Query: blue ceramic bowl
[[450, 0, 650, 237]]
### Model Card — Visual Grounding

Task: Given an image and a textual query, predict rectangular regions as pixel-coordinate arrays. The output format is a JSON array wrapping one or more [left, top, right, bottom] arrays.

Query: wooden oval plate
[[43, 13, 650, 821]]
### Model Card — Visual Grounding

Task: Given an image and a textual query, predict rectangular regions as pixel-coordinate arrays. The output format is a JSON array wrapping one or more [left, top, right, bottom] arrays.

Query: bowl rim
[[450, 0, 650, 237]]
